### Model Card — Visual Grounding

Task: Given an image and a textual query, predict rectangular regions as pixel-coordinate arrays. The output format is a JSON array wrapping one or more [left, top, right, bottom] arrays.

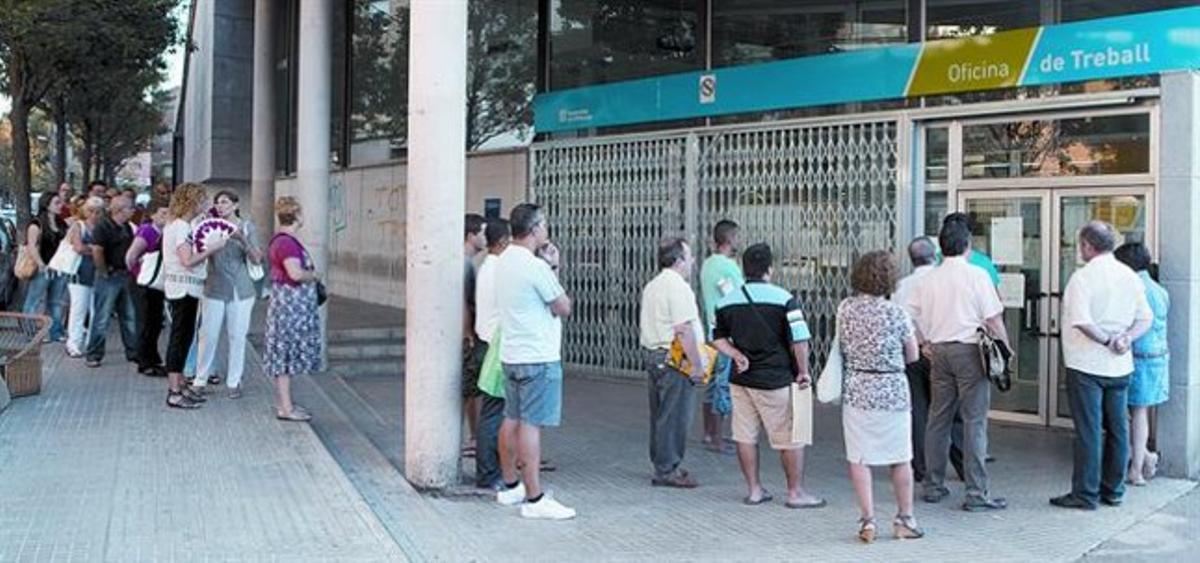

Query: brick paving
[[0, 342, 405, 563]]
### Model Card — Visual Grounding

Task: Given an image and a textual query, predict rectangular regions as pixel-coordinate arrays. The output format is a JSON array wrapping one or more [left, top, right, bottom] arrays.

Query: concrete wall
[[275, 149, 529, 307], [181, 0, 254, 191], [1158, 72, 1200, 479]]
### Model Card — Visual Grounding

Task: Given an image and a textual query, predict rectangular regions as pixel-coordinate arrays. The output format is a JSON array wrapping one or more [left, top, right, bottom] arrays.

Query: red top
[[268, 233, 309, 286]]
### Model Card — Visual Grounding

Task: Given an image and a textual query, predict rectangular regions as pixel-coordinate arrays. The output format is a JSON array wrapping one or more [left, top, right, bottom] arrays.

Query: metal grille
[[533, 138, 687, 375], [532, 118, 899, 377], [696, 122, 899, 366]]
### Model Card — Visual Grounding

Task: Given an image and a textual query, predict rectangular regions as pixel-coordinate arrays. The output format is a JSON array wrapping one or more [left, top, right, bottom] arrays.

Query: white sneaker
[[519, 494, 577, 520], [496, 482, 526, 506]]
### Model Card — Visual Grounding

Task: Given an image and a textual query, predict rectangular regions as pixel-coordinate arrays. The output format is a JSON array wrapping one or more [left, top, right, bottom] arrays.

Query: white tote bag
[[136, 250, 165, 291], [47, 237, 82, 276], [816, 335, 843, 404]]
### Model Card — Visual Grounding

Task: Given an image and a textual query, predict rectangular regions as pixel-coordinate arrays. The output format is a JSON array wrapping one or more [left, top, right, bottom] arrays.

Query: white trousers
[[66, 283, 93, 355], [196, 296, 255, 389]]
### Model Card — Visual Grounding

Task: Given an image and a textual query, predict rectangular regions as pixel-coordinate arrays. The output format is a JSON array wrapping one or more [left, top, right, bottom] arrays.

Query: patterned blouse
[[836, 295, 914, 412]]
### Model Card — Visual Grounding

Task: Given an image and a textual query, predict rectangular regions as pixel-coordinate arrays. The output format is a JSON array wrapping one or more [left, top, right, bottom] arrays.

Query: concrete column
[[404, 0, 468, 489], [295, 0, 331, 293], [250, 0, 276, 236], [1157, 71, 1200, 479]]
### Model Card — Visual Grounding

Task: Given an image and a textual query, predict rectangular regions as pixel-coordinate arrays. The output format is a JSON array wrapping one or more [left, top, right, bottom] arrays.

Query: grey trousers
[[645, 349, 697, 479], [926, 342, 992, 499]]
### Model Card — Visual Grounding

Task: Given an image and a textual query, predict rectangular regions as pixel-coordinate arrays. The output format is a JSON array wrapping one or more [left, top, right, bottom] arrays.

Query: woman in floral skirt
[[265, 196, 322, 422]]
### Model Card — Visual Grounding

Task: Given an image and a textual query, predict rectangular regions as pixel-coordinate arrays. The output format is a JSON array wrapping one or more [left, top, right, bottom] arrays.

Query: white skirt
[[843, 405, 912, 466]]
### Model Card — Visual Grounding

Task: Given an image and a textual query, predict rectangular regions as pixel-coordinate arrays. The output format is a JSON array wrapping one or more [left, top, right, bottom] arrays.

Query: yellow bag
[[665, 336, 718, 385]]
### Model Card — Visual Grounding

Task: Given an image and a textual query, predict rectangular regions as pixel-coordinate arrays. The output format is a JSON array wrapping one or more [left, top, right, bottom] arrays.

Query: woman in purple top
[[264, 196, 322, 422], [125, 202, 170, 376]]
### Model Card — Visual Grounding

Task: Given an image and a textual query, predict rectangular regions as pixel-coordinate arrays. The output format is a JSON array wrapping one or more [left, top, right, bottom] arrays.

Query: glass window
[[925, 127, 948, 183], [924, 191, 947, 237], [961, 113, 1150, 179], [466, 0, 537, 150], [712, 1, 906, 68], [549, 0, 702, 90], [350, 0, 407, 165], [274, 0, 299, 175], [1058, 0, 1196, 24], [926, 0, 1040, 40]]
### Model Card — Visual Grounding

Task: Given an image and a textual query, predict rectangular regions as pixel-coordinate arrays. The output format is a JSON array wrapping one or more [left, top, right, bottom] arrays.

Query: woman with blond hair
[[63, 196, 106, 357], [837, 250, 923, 542], [161, 183, 226, 409], [264, 196, 322, 421]]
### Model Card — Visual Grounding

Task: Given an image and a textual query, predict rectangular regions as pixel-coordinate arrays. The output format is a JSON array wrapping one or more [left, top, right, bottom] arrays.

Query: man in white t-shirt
[[1051, 221, 1152, 511], [472, 218, 510, 489], [493, 203, 574, 520], [906, 221, 1010, 512]]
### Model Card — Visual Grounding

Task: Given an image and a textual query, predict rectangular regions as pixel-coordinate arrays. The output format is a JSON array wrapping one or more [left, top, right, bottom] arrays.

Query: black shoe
[[1050, 493, 1097, 511], [922, 486, 950, 504], [963, 496, 1008, 512], [139, 365, 167, 377], [182, 387, 207, 403], [85, 359, 101, 368], [1100, 496, 1123, 507]]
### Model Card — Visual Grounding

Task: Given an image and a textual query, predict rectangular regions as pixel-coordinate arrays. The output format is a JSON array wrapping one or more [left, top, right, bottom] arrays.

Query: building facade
[[179, 0, 1200, 478]]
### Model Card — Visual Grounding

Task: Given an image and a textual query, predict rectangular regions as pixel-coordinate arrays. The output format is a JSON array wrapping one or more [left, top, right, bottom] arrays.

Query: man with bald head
[[1051, 221, 1153, 511], [85, 195, 140, 369], [893, 237, 965, 484]]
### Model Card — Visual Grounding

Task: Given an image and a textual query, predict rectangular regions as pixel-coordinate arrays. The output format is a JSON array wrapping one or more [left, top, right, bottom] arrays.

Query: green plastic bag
[[477, 329, 505, 399]]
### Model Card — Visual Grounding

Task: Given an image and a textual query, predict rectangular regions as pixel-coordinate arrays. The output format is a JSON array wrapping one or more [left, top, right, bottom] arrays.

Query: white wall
[[275, 149, 528, 307]]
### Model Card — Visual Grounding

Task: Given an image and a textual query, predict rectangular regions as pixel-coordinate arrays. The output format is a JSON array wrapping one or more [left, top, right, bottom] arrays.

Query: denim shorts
[[502, 361, 563, 427]]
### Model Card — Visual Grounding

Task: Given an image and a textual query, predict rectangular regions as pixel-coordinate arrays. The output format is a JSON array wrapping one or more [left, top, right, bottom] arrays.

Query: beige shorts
[[731, 384, 802, 450]]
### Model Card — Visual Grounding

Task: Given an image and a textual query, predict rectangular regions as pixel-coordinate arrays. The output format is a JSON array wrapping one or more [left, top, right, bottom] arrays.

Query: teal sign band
[[535, 6, 1200, 134]]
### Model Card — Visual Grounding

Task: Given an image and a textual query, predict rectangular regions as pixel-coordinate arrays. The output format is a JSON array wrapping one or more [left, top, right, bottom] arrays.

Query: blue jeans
[[23, 270, 67, 340], [85, 271, 139, 363], [1067, 368, 1130, 506]]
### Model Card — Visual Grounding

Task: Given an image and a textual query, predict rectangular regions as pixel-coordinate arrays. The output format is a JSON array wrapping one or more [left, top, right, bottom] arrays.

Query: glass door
[[1048, 188, 1153, 427], [959, 191, 1052, 425]]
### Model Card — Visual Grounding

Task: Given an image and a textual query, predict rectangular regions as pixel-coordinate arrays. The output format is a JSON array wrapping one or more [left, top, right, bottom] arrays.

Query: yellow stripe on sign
[[907, 27, 1040, 96]]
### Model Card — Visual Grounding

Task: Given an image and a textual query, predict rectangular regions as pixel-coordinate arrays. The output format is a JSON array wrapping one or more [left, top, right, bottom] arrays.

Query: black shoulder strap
[[741, 285, 789, 350]]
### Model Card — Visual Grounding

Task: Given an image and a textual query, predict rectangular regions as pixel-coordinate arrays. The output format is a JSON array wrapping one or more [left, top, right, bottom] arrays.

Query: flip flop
[[785, 498, 828, 509], [743, 490, 773, 505], [276, 410, 312, 422]]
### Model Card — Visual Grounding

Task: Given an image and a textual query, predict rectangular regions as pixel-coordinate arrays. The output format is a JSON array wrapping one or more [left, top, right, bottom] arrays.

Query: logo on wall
[[699, 74, 717, 104]]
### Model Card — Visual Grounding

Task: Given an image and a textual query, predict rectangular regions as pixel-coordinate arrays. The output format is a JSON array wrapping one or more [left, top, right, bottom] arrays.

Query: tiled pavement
[[296, 296, 1199, 562], [0, 342, 405, 562]]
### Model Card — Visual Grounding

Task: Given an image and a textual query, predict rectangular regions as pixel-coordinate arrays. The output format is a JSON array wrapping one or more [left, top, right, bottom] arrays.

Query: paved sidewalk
[[0, 342, 405, 562]]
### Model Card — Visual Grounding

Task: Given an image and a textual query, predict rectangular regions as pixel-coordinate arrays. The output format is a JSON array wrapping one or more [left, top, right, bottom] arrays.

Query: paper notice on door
[[991, 217, 1024, 266], [998, 273, 1025, 309]]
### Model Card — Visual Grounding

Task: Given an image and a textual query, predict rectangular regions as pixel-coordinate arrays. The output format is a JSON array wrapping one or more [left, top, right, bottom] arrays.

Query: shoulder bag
[[14, 246, 37, 280], [47, 227, 82, 276], [816, 335, 843, 404], [136, 249, 164, 291], [977, 327, 1012, 392]]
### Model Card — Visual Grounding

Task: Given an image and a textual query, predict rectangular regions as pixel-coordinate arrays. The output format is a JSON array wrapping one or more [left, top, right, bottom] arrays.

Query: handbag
[[246, 260, 265, 282], [816, 335, 843, 404], [977, 328, 1013, 392], [664, 334, 718, 384], [47, 236, 81, 276], [477, 329, 506, 399], [315, 280, 328, 306], [14, 246, 37, 280], [136, 250, 164, 291]]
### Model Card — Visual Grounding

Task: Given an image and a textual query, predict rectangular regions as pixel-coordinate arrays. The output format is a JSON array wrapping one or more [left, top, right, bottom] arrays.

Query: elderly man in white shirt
[[894, 236, 965, 485], [906, 221, 1010, 512], [1050, 221, 1153, 511]]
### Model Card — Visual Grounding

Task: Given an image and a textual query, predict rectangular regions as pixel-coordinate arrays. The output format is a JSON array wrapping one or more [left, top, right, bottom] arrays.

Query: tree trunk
[[79, 124, 94, 188], [9, 100, 35, 230], [53, 97, 68, 185]]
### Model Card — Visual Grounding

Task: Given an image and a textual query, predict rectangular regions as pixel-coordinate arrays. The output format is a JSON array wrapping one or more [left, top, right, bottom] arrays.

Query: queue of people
[[462, 204, 1171, 537], [16, 182, 323, 422]]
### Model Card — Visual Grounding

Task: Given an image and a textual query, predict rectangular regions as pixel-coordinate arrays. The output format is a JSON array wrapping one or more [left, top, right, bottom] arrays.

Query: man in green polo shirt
[[699, 220, 743, 454]]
